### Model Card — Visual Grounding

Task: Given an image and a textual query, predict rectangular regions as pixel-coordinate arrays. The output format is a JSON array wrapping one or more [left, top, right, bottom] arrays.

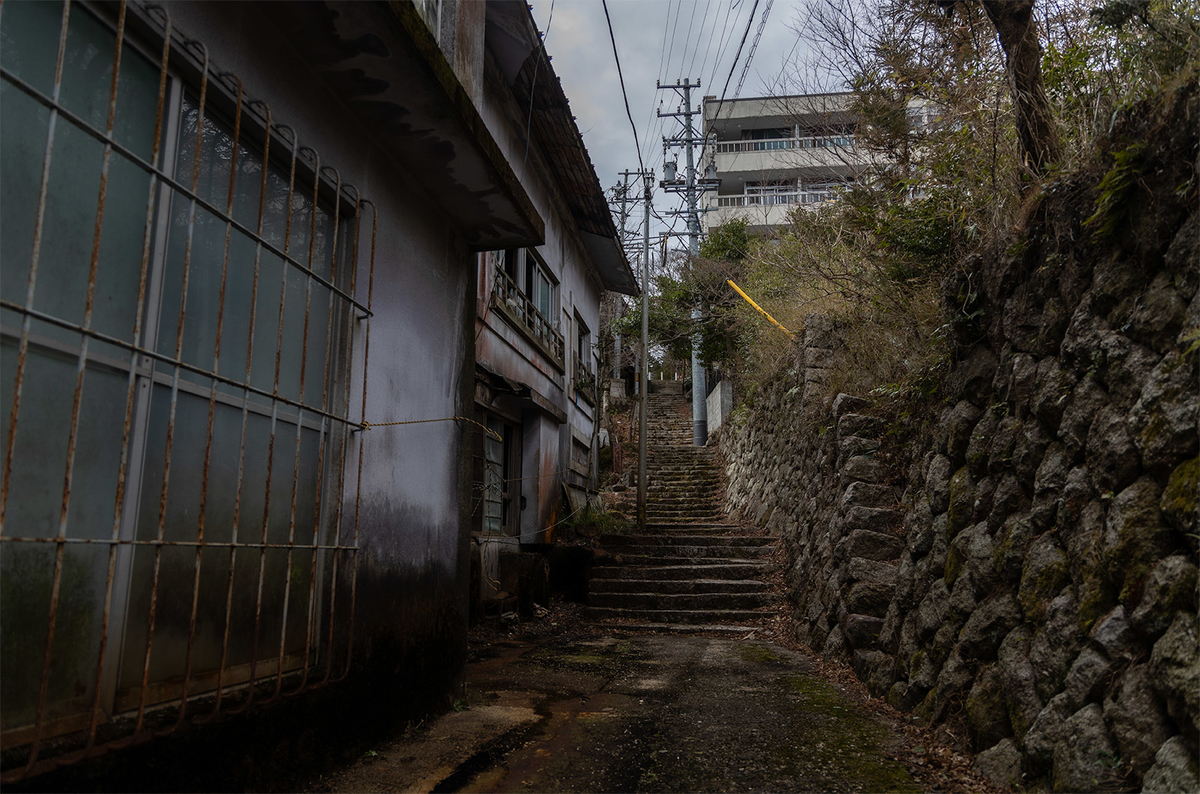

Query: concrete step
[[594, 622, 765, 636], [588, 591, 783, 610], [644, 523, 739, 532], [600, 543, 771, 559], [591, 562, 774, 580], [597, 554, 766, 566], [586, 606, 772, 624], [598, 534, 773, 547], [589, 578, 770, 594], [644, 513, 727, 522]]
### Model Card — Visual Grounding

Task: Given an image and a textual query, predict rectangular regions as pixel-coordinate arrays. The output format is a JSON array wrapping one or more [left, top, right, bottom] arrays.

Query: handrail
[[716, 190, 837, 207], [492, 268, 564, 362], [715, 134, 854, 153]]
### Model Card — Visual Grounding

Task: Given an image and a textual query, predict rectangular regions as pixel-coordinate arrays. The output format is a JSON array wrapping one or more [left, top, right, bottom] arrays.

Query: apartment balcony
[[712, 135, 861, 182], [702, 190, 838, 231], [492, 268, 565, 368]]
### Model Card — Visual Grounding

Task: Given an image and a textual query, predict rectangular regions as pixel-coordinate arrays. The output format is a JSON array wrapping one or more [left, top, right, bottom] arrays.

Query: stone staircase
[[592, 387, 781, 631]]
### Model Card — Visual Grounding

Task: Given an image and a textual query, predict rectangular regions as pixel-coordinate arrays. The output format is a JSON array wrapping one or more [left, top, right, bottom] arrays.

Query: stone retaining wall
[[717, 86, 1198, 791]]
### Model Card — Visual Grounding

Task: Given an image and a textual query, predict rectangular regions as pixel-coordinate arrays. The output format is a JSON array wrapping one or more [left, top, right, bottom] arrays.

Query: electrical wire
[[733, 0, 772, 99], [701, 0, 760, 165], [686, 0, 716, 82], [522, 0, 555, 169], [675, 0, 703, 82], [602, 0, 646, 177]]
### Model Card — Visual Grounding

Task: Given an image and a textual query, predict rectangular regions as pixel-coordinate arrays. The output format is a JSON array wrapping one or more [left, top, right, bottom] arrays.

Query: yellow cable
[[727, 279, 796, 339]]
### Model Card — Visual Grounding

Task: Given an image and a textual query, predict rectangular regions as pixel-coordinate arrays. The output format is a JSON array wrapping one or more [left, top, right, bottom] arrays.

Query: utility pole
[[637, 169, 653, 532], [657, 78, 719, 446], [610, 172, 638, 387]]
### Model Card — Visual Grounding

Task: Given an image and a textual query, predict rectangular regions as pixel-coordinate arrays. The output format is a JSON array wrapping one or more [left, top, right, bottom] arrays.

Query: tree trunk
[[981, 0, 1061, 179]]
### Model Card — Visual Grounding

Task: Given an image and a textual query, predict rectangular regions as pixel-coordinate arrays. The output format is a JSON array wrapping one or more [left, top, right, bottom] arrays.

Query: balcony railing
[[715, 134, 855, 153], [716, 190, 838, 207], [493, 268, 564, 364]]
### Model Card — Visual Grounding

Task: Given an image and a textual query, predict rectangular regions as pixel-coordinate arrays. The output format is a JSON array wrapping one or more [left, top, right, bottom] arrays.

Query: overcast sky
[[528, 0, 820, 247]]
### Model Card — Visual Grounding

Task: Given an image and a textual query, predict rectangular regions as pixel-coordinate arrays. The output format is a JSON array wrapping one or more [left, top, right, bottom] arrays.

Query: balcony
[[715, 190, 837, 207], [714, 134, 855, 153], [712, 135, 860, 181], [702, 190, 839, 231], [492, 268, 565, 368]]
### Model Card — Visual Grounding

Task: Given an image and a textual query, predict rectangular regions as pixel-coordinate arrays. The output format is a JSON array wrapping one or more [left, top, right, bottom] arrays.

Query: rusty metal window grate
[[0, 0, 376, 779]]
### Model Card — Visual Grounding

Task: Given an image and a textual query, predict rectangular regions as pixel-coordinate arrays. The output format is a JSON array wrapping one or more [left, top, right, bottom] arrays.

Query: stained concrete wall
[[132, 0, 477, 710], [706, 381, 734, 435], [473, 30, 604, 542]]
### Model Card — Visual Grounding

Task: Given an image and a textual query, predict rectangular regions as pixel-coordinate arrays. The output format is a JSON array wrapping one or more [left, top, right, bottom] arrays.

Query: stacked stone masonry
[[717, 85, 1199, 792]]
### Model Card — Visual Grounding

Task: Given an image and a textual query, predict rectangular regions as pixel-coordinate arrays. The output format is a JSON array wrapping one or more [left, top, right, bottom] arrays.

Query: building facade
[[0, 0, 624, 780], [700, 92, 866, 233], [470, 2, 636, 608]]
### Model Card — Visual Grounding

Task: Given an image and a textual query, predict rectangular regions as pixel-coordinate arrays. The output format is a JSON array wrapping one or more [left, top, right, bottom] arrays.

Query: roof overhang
[[484, 1, 639, 296], [259, 1, 544, 250]]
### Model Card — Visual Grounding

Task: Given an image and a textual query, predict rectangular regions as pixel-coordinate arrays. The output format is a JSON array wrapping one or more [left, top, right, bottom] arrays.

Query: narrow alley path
[[314, 631, 918, 793], [309, 385, 969, 794]]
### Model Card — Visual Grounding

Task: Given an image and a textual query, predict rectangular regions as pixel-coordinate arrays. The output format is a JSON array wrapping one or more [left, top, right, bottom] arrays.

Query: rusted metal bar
[[237, 121, 301, 715], [135, 37, 210, 736], [314, 196, 369, 691], [333, 199, 378, 685], [2, 536, 366, 550], [177, 72, 244, 725], [0, 301, 360, 430], [1, 0, 71, 539], [268, 145, 323, 702], [208, 99, 276, 721], [0, 2, 370, 773], [24, 0, 107, 773], [280, 168, 346, 697], [84, 2, 173, 758], [0, 67, 373, 319]]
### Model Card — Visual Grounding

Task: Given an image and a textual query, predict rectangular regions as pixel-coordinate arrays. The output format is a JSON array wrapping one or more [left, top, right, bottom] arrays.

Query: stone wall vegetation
[[715, 82, 1199, 792]]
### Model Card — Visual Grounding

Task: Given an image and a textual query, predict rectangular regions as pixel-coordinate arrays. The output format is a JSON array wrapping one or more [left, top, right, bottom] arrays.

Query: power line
[[602, 0, 645, 176], [713, 0, 759, 122], [693, 0, 725, 92], [701, 0, 760, 164], [674, 0, 702, 81], [685, 0, 714, 82], [705, 0, 744, 93], [522, 0, 555, 168], [734, 0, 773, 99]]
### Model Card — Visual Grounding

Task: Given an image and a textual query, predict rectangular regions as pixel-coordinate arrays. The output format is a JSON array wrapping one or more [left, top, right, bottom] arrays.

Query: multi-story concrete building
[[700, 92, 865, 233], [0, 0, 628, 782], [471, 1, 637, 610]]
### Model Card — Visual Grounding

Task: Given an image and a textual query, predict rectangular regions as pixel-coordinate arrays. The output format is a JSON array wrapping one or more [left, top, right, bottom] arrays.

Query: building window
[[490, 248, 563, 365], [573, 313, 594, 404], [0, 1, 372, 765], [743, 127, 791, 140], [470, 413, 520, 537]]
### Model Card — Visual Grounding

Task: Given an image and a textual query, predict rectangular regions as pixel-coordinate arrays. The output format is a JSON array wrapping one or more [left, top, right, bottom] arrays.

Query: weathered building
[[470, 3, 637, 607], [0, 0, 625, 781], [700, 92, 867, 233]]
